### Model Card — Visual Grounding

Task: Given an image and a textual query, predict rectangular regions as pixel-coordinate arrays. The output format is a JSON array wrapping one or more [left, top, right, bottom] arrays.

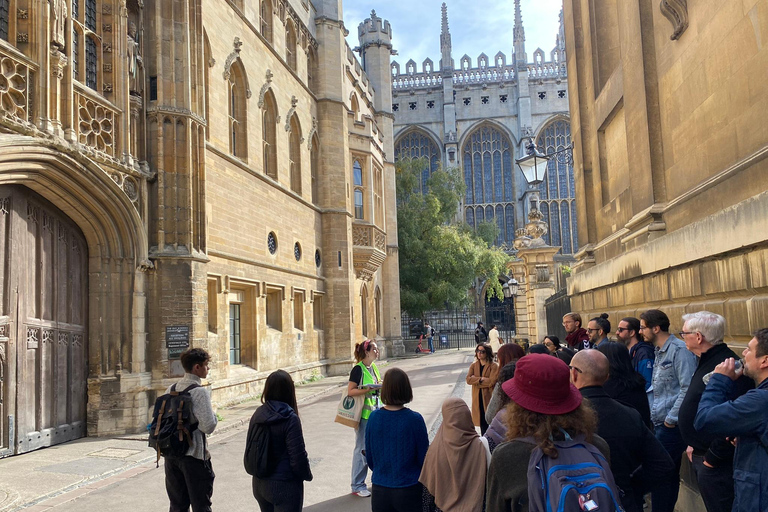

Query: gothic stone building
[[0, 0, 400, 455], [391, 2, 579, 263], [562, 0, 768, 506]]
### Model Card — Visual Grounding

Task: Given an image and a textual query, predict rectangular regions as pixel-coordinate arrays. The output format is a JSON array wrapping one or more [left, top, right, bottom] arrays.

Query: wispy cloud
[[344, 0, 563, 70]]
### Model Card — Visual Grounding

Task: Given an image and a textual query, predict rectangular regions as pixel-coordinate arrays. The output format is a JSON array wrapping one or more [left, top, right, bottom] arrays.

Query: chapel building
[[0, 0, 400, 455]]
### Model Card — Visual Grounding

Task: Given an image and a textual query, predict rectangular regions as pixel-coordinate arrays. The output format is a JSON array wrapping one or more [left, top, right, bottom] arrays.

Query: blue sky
[[343, 0, 564, 71]]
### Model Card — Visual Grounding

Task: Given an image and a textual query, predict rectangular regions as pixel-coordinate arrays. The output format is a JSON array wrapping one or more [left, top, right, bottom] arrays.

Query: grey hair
[[682, 311, 725, 345]]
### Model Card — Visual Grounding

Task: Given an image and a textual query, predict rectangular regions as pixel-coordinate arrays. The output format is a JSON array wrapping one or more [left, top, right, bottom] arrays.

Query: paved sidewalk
[[0, 350, 471, 512]]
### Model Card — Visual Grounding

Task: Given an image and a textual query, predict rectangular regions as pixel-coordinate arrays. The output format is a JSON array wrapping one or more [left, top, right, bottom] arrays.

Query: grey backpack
[[526, 434, 624, 512]]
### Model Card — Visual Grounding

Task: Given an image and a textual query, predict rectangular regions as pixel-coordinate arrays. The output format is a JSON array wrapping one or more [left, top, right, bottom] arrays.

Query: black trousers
[[252, 477, 304, 512], [164, 456, 215, 512], [691, 454, 735, 512], [372, 483, 423, 512]]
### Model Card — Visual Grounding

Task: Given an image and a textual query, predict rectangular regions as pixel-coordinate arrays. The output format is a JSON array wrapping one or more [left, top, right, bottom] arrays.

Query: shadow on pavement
[[304, 493, 372, 512]]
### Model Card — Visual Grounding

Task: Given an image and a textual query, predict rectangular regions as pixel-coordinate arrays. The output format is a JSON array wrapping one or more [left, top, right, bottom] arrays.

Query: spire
[[513, 0, 527, 67], [440, 3, 453, 72]]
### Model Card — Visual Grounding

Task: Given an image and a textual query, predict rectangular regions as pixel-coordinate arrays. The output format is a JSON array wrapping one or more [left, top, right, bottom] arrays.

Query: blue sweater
[[365, 407, 429, 488]]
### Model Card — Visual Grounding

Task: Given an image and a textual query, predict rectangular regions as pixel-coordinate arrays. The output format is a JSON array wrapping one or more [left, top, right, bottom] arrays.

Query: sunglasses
[[476, 349, 486, 354], [616, 327, 630, 333]]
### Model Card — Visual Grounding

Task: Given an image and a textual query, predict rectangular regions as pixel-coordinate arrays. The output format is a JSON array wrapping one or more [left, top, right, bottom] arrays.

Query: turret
[[440, 3, 454, 72], [358, 10, 395, 112]]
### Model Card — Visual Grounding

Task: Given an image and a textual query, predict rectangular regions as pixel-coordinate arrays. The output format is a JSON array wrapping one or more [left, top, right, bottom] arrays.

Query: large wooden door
[[0, 186, 88, 456]]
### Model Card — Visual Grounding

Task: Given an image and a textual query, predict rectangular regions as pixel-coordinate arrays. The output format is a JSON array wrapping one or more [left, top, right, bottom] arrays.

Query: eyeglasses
[[568, 365, 583, 374], [616, 327, 630, 333], [476, 349, 486, 354], [587, 328, 601, 333], [678, 331, 697, 337]]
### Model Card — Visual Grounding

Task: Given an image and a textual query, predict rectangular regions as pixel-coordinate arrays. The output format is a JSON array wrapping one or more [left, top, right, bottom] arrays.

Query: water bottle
[[702, 358, 743, 385]]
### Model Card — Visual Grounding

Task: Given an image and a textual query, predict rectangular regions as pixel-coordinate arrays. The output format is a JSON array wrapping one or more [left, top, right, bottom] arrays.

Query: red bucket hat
[[502, 354, 582, 415]]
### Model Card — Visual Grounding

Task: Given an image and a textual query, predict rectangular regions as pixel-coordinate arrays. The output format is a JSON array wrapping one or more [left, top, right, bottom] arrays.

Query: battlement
[[358, 10, 393, 41]]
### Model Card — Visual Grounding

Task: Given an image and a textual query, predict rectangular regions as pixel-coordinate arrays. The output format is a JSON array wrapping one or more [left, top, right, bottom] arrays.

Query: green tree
[[396, 159, 511, 318]]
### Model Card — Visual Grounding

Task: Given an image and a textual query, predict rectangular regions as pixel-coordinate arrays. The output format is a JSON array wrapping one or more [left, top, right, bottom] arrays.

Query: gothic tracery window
[[260, 0, 273, 43], [262, 90, 278, 179], [394, 130, 440, 194], [353, 160, 364, 220], [289, 115, 301, 194], [310, 135, 319, 204], [285, 21, 297, 71], [536, 119, 578, 254], [72, 0, 102, 92], [462, 125, 516, 245], [228, 60, 248, 160]]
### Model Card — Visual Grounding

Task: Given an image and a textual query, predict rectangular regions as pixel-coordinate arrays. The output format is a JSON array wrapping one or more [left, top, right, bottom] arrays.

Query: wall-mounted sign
[[166, 325, 190, 359]]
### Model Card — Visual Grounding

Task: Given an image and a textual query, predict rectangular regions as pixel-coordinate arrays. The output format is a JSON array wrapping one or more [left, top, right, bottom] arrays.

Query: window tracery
[[260, 0, 273, 43], [262, 90, 278, 179], [462, 125, 516, 245], [228, 60, 248, 160], [285, 21, 297, 71], [536, 119, 578, 254], [71, 0, 103, 92], [289, 115, 301, 194], [310, 134, 319, 204], [394, 130, 440, 194]]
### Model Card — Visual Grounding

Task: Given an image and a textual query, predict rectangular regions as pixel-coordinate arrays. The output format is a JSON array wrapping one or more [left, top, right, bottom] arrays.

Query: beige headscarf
[[419, 398, 488, 512]]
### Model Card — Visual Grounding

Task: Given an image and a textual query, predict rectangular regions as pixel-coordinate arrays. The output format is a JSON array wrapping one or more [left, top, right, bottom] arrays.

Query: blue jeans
[[427, 337, 434, 353], [653, 424, 685, 512], [351, 418, 369, 492]]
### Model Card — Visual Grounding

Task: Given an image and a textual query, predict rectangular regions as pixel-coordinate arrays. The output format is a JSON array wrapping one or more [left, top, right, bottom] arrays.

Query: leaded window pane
[[495, 205, 504, 245], [536, 120, 575, 253], [505, 205, 515, 243], [353, 161, 363, 186], [394, 131, 441, 194], [72, 0, 79, 19], [550, 202, 561, 247], [464, 153, 473, 204], [72, 30, 79, 80], [493, 151, 503, 202], [0, 0, 9, 41], [483, 152, 492, 202], [86, 36, 97, 90], [503, 150, 513, 202], [485, 205, 494, 222], [354, 189, 364, 219], [473, 152, 482, 205], [465, 207, 475, 229], [476, 206, 484, 225], [85, 0, 96, 30], [540, 202, 550, 245], [571, 201, 579, 251], [561, 202, 572, 254]]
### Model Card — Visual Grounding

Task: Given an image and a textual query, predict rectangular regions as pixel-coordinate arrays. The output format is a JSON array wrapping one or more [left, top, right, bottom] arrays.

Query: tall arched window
[[262, 90, 278, 179], [462, 125, 516, 245], [260, 0, 273, 43], [228, 61, 248, 160], [204, 31, 211, 140], [289, 115, 301, 194], [374, 287, 382, 336], [394, 130, 440, 193], [361, 286, 369, 338], [536, 119, 578, 254], [350, 94, 360, 122], [71, 0, 101, 92], [310, 134, 319, 204], [353, 160, 364, 220], [307, 47, 318, 93], [285, 21, 297, 71]]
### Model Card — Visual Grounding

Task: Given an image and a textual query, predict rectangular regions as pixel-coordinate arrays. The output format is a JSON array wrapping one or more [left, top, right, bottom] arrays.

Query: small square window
[[266, 289, 282, 331], [538, 91, 547, 100], [500, 95, 508, 103], [558, 90, 566, 98], [426, 100, 435, 109], [409, 102, 417, 110], [463, 97, 471, 106], [392, 103, 399, 112], [481, 96, 489, 104]]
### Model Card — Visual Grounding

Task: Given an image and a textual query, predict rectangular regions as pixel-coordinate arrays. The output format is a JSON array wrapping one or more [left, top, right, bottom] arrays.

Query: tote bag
[[334, 387, 364, 428]]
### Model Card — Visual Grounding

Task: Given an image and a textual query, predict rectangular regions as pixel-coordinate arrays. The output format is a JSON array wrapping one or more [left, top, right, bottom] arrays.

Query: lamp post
[[515, 138, 549, 186]]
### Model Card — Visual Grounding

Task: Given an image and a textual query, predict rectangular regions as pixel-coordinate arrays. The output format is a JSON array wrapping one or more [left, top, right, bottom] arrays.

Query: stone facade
[[0, 0, 400, 450], [391, 1, 580, 258], [562, 0, 768, 345]]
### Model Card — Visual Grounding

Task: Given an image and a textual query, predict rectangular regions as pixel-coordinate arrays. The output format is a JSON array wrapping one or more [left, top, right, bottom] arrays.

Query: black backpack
[[148, 383, 200, 466], [244, 422, 274, 478]]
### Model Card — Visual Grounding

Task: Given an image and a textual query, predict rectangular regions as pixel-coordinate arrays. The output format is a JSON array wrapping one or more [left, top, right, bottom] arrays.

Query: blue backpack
[[527, 434, 624, 512]]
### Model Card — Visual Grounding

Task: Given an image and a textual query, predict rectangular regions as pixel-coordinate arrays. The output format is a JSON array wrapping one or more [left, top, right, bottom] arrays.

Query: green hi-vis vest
[[358, 361, 381, 420]]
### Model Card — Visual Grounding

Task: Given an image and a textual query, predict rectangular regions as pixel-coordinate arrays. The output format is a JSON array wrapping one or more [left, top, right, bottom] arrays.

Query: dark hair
[[590, 313, 611, 335], [527, 343, 551, 355], [497, 362, 518, 408], [597, 342, 645, 390], [491, 324, 497, 329], [262, 369, 299, 413], [640, 309, 671, 332], [353, 339, 376, 363], [497, 343, 525, 367], [754, 328, 768, 357], [621, 317, 643, 342], [505, 401, 598, 458], [380, 368, 413, 406], [544, 336, 562, 349], [476, 343, 493, 361], [563, 312, 583, 328], [180, 348, 210, 372]]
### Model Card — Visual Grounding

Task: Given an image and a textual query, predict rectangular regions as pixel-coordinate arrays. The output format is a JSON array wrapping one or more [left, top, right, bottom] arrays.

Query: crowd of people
[[157, 309, 768, 512]]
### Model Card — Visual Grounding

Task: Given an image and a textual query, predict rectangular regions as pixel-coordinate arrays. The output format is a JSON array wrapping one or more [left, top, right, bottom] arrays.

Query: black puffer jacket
[[247, 400, 313, 482]]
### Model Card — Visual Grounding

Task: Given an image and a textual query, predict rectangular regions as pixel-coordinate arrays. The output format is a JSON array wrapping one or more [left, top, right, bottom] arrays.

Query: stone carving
[[284, 96, 298, 131], [0, 324, 6, 337], [103, 63, 113, 73], [374, 232, 386, 251], [660, 0, 688, 40], [50, 0, 68, 49], [0, 197, 8, 215], [306, 117, 318, 149], [102, 23, 112, 32], [17, 9, 28, 19], [58, 332, 69, 345], [103, 83, 113, 93], [257, 70, 274, 108], [16, 33, 28, 43], [0, 54, 29, 120], [123, 176, 138, 201], [42, 329, 53, 345], [103, 42, 112, 53], [103, 4, 113, 14], [223, 37, 252, 98], [127, 21, 143, 95], [27, 327, 39, 349], [72, 334, 83, 347], [50, 48, 67, 79], [77, 93, 116, 157], [353, 226, 370, 246], [27, 203, 39, 223]]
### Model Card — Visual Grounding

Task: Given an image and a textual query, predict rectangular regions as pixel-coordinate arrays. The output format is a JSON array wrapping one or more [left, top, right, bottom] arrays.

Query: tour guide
[[347, 340, 381, 497]]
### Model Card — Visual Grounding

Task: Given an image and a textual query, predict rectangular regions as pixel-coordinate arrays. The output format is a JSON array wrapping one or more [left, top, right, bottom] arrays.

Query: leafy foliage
[[396, 159, 511, 318]]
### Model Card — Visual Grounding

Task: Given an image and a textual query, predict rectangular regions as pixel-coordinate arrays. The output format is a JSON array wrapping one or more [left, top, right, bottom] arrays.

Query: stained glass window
[[86, 36, 97, 90], [85, 0, 96, 31], [394, 130, 441, 194], [462, 125, 516, 245], [540, 202, 550, 245], [465, 208, 475, 229], [536, 119, 578, 254]]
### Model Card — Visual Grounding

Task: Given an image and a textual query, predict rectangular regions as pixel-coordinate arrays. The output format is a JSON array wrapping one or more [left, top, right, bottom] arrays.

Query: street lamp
[[502, 278, 519, 299], [515, 138, 549, 185]]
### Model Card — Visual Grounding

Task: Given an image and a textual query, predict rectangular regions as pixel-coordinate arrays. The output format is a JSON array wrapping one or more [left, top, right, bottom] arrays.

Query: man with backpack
[[571, 349, 676, 512], [161, 348, 218, 512]]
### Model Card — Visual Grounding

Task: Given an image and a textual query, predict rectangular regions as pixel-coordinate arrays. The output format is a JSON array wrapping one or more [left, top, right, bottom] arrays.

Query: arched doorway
[[484, 280, 515, 338], [0, 186, 88, 455]]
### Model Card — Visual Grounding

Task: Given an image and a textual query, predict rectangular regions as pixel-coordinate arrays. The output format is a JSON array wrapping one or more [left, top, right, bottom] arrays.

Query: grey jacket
[[650, 335, 696, 426], [165, 374, 218, 460]]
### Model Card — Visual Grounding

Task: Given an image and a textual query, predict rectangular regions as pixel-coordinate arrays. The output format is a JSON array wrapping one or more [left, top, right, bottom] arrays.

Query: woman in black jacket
[[597, 342, 652, 428], [246, 370, 313, 512]]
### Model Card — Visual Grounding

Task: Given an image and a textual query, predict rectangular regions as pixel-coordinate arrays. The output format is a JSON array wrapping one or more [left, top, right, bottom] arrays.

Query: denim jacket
[[650, 335, 696, 426], [694, 374, 768, 512]]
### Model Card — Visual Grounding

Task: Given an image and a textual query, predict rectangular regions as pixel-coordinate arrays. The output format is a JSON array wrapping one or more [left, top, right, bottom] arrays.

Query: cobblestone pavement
[[0, 349, 475, 512]]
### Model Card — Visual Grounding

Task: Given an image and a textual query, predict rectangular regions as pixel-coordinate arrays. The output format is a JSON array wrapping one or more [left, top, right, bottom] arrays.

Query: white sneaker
[[353, 489, 372, 498]]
